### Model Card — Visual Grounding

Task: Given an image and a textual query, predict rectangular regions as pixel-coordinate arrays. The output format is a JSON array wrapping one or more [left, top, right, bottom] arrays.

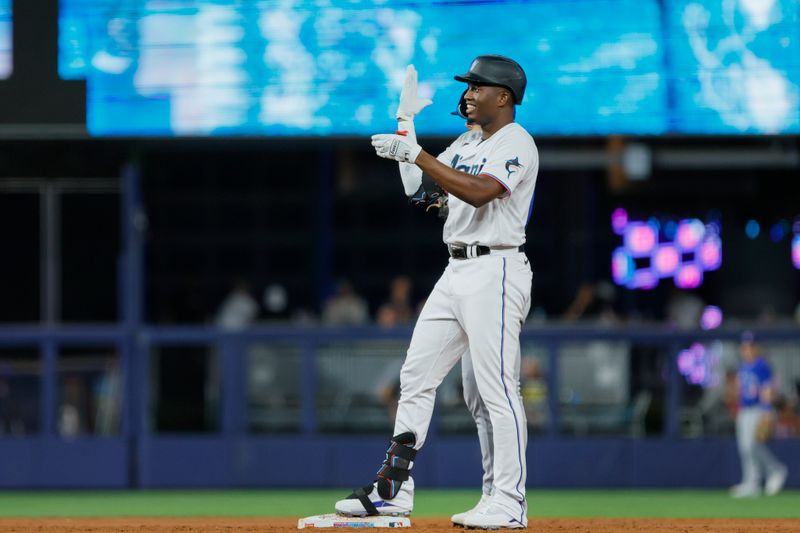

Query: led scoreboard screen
[[58, 0, 800, 137], [0, 0, 10, 79]]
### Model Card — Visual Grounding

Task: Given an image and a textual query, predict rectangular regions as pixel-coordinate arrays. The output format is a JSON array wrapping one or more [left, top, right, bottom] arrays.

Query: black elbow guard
[[409, 178, 449, 220]]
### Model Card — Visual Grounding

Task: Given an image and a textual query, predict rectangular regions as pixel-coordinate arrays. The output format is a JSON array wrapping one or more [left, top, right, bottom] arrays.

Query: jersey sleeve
[[478, 130, 536, 196]]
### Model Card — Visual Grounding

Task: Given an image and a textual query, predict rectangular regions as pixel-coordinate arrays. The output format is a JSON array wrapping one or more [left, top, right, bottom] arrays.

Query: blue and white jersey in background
[[738, 357, 773, 408]]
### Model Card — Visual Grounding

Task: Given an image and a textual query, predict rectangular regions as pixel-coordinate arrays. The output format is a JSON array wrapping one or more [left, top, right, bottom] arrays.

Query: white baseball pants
[[393, 251, 532, 521], [461, 349, 495, 496], [736, 406, 785, 488], [461, 345, 529, 499]]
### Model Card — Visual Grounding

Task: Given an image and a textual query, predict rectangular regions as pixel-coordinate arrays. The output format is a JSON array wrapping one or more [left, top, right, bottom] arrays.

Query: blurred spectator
[[322, 280, 369, 326], [376, 276, 414, 325], [215, 279, 259, 330], [262, 283, 290, 321], [563, 281, 620, 325], [698, 368, 737, 435], [372, 278, 414, 418], [773, 395, 800, 439], [0, 377, 25, 435], [58, 375, 85, 437], [666, 288, 704, 329], [794, 302, 800, 324], [291, 308, 319, 325], [757, 304, 779, 324], [376, 305, 400, 328], [724, 369, 740, 418], [521, 357, 548, 429], [730, 332, 788, 498], [376, 360, 403, 421]]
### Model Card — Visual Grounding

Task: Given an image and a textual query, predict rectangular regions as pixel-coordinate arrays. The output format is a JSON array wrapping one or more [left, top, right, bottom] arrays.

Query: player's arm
[[395, 66, 431, 197], [758, 363, 776, 407], [373, 133, 529, 208], [760, 379, 776, 406], [372, 132, 504, 208], [414, 151, 505, 208]]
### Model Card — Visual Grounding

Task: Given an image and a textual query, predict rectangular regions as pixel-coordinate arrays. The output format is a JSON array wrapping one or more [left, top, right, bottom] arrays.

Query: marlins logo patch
[[505, 157, 523, 180]]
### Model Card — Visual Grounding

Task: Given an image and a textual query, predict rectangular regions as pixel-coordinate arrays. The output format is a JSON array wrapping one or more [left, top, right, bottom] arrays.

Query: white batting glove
[[396, 65, 432, 120], [397, 120, 421, 195], [371, 133, 422, 164]]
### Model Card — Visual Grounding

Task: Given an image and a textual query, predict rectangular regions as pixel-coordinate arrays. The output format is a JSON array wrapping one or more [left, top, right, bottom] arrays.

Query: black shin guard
[[346, 432, 417, 514], [376, 432, 416, 499]]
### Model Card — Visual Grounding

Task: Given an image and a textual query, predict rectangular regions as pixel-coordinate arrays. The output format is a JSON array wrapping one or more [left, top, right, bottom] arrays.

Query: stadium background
[[0, 0, 799, 528]]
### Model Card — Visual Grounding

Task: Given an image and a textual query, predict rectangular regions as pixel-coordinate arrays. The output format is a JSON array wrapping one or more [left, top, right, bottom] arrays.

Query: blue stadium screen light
[[0, 0, 10, 79], [745, 219, 761, 239], [793, 235, 800, 269], [612, 216, 722, 290], [666, 0, 800, 134]]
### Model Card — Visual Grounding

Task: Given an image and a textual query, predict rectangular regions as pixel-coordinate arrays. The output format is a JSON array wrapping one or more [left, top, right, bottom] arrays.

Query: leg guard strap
[[350, 485, 379, 516]]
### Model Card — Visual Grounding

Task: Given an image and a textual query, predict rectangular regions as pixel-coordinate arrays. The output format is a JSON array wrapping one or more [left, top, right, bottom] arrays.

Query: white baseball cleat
[[451, 493, 493, 526], [335, 478, 414, 517], [462, 504, 527, 530], [765, 467, 788, 496], [729, 483, 761, 499]]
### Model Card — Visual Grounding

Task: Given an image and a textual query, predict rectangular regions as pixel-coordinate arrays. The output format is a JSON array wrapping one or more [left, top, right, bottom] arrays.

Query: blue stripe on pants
[[499, 258, 526, 522]]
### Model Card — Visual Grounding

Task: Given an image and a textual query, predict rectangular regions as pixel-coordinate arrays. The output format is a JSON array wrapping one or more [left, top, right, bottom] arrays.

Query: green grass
[[0, 490, 798, 518]]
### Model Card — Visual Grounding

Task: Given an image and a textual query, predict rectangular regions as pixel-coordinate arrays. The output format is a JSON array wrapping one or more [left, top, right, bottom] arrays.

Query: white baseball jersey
[[436, 122, 538, 247]]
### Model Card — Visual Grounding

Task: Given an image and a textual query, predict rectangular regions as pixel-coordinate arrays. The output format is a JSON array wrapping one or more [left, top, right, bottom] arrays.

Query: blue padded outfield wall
[[0, 326, 799, 489], [58, 0, 800, 136]]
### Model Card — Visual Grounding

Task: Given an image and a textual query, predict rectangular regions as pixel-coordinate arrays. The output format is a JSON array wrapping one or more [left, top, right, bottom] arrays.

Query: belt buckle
[[450, 245, 467, 259], [450, 244, 482, 259]]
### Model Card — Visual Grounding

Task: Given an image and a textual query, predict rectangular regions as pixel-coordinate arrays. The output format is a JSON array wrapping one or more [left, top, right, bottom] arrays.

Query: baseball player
[[730, 331, 788, 498], [447, 88, 529, 527], [335, 55, 536, 529]]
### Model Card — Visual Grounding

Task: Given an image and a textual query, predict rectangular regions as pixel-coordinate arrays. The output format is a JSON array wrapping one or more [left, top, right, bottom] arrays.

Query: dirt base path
[[1, 517, 799, 532]]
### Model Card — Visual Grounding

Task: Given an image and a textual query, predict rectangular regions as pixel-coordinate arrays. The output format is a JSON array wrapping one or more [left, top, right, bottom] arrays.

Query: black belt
[[449, 244, 525, 259]]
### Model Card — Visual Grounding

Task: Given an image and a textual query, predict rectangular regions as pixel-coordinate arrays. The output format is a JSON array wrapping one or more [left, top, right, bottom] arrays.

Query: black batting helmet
[[451, 89, 468, 119], [454, 55, 527, 105]]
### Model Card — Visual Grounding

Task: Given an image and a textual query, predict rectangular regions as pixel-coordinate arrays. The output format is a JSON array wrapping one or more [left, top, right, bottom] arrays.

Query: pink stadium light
[[699, 236, 722, 271], [700, 305, 723, 330], [793, 235, 800, 269], [678, 343, 704, 375], [676, 219, 705, 251], [653, 244, 679, 277], [675, 264, 703, 289], [611, 208, 628, 235], [624, 222, 657, 258], [690, 366, 706, 385], [677, 349, 694, 375], [612, 247, 634, 285]]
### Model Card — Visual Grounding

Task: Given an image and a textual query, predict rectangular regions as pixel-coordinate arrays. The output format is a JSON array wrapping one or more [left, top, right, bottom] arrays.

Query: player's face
[[740, 341, 758, 361], [464, 83, 504, 126]]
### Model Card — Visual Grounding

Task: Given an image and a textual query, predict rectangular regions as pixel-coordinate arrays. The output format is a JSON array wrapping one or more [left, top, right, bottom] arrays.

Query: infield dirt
[[1, 517, 799, 532]]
